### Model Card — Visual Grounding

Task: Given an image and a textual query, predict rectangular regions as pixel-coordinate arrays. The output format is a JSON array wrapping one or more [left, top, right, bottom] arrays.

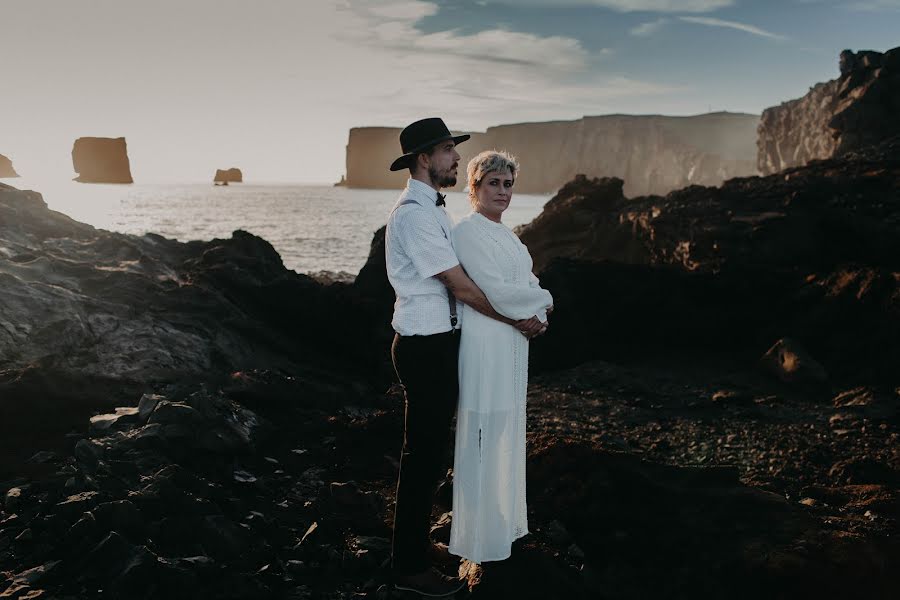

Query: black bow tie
[[435, 192, 446, 207]]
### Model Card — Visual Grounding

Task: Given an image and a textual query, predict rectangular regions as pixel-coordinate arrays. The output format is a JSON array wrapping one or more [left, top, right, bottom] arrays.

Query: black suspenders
[[391, 198, 459, 332]]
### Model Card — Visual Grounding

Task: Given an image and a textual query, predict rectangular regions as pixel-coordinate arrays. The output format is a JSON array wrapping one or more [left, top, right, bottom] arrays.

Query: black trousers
[[390, 331, 460, 576]]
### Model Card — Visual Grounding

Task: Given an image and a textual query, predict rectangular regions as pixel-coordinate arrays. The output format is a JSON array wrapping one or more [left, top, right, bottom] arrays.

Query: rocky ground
[[1, 358, 897, 599]]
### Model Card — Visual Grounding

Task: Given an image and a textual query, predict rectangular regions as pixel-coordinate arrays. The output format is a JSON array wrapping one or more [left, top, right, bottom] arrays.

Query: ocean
[[8, 179, 552, 275]]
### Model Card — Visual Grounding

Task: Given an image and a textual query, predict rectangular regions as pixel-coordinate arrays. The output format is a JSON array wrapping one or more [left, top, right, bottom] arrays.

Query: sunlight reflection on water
[[7, 178, 550, 275]]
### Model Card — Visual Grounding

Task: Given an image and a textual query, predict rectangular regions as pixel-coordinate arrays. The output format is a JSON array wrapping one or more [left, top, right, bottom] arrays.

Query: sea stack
[[72, 137, 134, 183], [214, 168, 243, 183], [0, 154, 18, 178], [343, 113, 760, 197], [758, 46, 900, 175]]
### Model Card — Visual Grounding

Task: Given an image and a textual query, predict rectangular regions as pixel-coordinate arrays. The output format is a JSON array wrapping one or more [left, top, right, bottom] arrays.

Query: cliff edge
[[344, 112, 759, 197], [758, 46, 900, 175]]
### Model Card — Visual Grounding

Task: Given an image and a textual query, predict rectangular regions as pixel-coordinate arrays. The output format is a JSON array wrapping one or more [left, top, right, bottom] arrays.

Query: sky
[[1, 0, 898, 184]]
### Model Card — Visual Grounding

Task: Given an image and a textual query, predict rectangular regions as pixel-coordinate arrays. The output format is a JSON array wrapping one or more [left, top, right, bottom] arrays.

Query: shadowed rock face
[[214, 168, 242, 183], [0, 155, 18, 178], [71, 137, 134, 183], [758, 46, 900, 175], [344, 112, 759, 197], [517, 137, 900, 381], [0, 181, 385, 470]]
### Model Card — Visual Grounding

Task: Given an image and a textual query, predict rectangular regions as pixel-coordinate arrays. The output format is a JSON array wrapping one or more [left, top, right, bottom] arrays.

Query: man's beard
[[429, 165, 457, 188]]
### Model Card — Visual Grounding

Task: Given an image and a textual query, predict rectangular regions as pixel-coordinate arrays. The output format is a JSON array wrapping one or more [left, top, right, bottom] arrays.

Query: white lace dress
[[448, 212, 554, 563]]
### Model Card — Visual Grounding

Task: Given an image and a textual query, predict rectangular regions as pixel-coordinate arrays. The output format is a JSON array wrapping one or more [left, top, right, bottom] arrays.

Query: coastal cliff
[[758, 46, 900, 175], [344, 112, 759, 196], [0, 154, 18, 178], [71, 137, 134, 183]]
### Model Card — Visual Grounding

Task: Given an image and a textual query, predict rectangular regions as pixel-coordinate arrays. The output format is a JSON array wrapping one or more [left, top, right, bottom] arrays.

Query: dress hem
[[449, 528, 530, 565]]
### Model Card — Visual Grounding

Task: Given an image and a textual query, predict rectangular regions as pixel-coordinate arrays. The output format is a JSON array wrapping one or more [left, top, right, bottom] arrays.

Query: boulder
[[71, 137, 134, 183], [760, 338, 828, 386]]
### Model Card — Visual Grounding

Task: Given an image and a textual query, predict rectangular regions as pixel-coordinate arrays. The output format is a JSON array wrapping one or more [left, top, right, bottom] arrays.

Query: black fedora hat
[[389, 117, 471, 172]]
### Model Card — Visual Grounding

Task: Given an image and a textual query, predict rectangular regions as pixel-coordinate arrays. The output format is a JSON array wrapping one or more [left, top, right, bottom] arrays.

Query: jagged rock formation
[[0, 182, 382, 470], [758, 46, 900, 175], [344, 112, 759, 196], [71, 137, 134, 183], [214, 168, 243, 183], [0, 155, 18, 178], [516, 137, 900, 382]]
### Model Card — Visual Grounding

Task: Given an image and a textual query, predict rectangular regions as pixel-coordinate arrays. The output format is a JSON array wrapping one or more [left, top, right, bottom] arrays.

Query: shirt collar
[[406, 178, 441, 207]]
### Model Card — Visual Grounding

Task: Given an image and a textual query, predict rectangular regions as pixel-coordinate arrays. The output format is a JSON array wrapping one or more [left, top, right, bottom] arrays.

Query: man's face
[[426, 140, 461, 188]]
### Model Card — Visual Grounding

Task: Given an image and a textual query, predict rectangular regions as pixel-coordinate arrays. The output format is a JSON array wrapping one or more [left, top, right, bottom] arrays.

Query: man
[[385, 118, 544, 596]]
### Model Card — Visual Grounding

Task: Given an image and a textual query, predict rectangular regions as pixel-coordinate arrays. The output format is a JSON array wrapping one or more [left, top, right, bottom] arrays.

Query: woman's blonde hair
[[466, 150, 519, 208]]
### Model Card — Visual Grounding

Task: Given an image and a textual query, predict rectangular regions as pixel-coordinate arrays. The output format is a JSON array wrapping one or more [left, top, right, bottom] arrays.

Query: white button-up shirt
[[385, 178, 461, 336]]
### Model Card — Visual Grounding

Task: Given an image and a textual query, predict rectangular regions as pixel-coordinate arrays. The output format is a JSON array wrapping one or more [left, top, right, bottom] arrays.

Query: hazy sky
[[1, 0, 897, 183]]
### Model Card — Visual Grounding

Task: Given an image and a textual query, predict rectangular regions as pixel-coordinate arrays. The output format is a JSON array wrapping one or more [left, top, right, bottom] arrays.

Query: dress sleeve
[[452, 220, 554, 321], [395, 207, 460, 279]]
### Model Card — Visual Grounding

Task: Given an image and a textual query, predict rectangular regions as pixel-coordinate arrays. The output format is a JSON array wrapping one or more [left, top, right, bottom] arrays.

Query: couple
[[385, 118, 554, 597]]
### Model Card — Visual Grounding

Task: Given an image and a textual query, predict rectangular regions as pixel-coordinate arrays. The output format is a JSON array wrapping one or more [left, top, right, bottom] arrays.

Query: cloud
[[483, 0, 733, 12], [416, 29, 590, 69], [329, 0, 676, 130], [845, 0, 900, 10], [630, 17, 670, 35], [365, 0, 438, 19], [678, 16, 787, 39]]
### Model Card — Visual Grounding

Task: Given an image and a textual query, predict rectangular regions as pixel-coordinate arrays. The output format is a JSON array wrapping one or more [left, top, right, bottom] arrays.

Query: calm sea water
[[9, 179, 551, 275]]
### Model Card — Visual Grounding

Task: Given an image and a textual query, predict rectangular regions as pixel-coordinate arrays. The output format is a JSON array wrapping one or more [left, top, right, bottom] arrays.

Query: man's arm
[[435, 265, 544, 336]]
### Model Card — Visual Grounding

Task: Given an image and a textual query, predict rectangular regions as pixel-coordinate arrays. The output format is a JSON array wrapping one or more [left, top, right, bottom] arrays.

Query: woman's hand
[[515, 316, 548, 339]]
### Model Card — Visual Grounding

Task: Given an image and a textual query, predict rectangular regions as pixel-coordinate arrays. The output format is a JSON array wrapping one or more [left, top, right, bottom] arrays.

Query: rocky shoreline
[[2, 131, 899, 598]]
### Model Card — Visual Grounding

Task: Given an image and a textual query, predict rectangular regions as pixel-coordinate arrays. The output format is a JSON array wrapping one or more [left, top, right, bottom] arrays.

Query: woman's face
[[474, 169, 514, 222]]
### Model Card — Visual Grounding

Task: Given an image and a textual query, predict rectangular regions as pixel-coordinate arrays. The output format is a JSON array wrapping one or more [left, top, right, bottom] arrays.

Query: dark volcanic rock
[[71, 137, 134, 183], [0, 183, 385, 474], [214, 168, 243, 183], [520, 435, 898, 599], [0, 154, 18, 178], [516, 137, 900, 382], [758, 46, 900, 175]]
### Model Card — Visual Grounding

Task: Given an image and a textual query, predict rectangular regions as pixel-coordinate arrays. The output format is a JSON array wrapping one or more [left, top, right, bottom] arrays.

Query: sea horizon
[[3, 178, 552, 276]]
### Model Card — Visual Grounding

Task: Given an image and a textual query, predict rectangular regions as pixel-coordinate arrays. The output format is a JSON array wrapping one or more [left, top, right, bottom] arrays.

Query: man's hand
[[514, 316, 547, 339]]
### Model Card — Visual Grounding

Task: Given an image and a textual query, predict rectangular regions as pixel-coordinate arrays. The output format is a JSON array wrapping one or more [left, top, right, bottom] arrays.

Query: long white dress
[[448, 212, 554, 563]]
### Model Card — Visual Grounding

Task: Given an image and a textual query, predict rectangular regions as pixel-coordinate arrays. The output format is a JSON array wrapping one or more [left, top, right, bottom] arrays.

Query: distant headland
[[342, 112, 760, 197]]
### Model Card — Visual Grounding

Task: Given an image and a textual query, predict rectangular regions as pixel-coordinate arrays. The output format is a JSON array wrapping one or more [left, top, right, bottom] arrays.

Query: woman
[[449, 150, 553, 564]]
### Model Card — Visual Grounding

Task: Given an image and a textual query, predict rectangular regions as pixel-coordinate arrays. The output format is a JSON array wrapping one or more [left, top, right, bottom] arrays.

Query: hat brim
[[389, 134, 471, 171]]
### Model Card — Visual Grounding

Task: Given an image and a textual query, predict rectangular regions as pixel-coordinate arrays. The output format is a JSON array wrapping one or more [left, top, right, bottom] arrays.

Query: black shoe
[[427, 542, 460, 569], [394, 567, 466, 597]]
